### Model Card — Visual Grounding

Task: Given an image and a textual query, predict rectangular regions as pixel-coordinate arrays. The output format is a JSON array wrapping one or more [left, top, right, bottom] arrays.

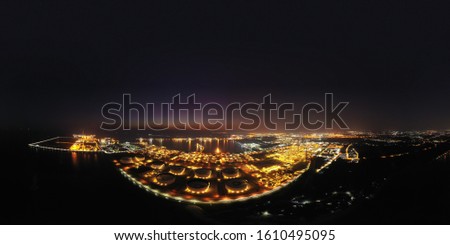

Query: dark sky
[[1, 1, 450, 133]]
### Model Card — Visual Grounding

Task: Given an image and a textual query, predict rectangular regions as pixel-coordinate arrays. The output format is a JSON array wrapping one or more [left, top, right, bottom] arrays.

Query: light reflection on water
[[149, 138, 242, 153], [71, 152, 79, 169]]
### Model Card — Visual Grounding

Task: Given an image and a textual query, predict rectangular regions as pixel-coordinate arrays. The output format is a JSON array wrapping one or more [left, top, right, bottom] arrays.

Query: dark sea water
[[2, 130, 206, 224], [149, 138, 243, 153]]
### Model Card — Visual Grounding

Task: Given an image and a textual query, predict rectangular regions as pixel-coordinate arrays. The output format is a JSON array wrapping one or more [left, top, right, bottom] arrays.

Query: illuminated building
[[134, 155, 145, 162], [69, 134, 101, 152], [150, 160, 165, 170], [153, 173, 176, 186], [221, 167, 240, 179], [185, 179, 210, 194], [225, 179, 249, 194], [194, 168, 213, 179], [169, 165, 186, 176], [119, 157, 135, 165]]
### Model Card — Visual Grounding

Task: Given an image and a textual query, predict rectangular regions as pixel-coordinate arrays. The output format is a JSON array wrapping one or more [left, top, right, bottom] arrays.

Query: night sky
[[1, 1, 450, 133]]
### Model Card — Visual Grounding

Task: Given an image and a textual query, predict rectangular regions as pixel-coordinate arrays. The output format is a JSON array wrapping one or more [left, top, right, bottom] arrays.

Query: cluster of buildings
[[145, 145, 255, 166], [69, 134, 101, 152], [113, 137, 349, 203]]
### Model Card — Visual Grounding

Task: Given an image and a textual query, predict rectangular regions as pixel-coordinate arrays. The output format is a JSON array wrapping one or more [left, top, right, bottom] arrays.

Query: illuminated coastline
[[28, 133, 359, 204], [29, 135, 102, 153], [28, 131, 450, 206]]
